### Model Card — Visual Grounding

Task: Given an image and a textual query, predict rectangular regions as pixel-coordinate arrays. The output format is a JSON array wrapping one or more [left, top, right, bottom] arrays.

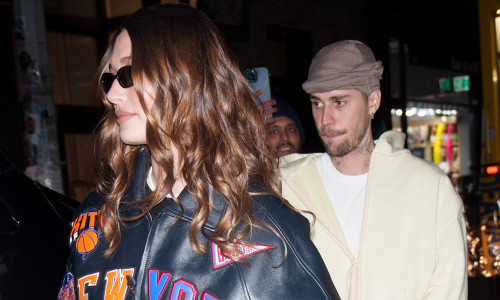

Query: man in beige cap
[[278, 40, 467, 300]]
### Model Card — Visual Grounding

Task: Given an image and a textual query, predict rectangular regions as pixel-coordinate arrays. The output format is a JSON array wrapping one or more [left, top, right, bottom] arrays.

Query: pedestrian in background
[[266, 98, 305, 157]]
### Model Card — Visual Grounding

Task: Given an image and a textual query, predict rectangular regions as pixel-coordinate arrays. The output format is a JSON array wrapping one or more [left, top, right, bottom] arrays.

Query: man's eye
[[336, 100, 346, 106], [268, 129, 279, 135], [311, 101, 323, 108], [288, 127, 297, 133]]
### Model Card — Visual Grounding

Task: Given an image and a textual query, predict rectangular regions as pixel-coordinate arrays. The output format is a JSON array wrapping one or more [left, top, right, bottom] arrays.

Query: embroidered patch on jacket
[[57, 272, 76, 300], [147, 269, 219, 300], [210, 242, 275, 269], [68, 208, 102, 259]]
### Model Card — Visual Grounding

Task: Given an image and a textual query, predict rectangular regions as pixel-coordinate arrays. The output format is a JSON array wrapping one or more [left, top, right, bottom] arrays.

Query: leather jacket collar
[[122, 149, 227, 231]]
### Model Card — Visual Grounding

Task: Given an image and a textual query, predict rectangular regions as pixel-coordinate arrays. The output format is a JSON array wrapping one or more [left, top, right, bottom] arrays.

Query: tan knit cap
[[302, 40, 383, 95]]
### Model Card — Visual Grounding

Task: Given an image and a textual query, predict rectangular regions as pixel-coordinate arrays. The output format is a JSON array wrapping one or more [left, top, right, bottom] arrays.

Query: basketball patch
[[211, 242, 275, 269], [57, 272, 76, 300], [69, 208, 102, 259], [76, 228, 99, 257]]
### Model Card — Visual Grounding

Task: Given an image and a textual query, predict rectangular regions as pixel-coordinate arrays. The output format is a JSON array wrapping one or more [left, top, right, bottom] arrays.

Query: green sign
[[439, 78, 451, 92], [453, 75, 470, 92]]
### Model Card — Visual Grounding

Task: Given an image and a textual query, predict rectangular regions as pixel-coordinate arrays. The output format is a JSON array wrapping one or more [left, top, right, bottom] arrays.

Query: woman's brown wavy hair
[[94, 3, 284, 258]]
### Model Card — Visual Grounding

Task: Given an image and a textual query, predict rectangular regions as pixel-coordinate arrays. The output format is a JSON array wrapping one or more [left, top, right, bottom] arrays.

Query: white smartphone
[[243, 67, 272, 118]]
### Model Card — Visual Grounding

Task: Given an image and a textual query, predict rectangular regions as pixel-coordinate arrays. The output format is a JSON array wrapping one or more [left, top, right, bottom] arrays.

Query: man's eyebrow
[[329, 94, 349, 100], [310, 94, 349, 101]]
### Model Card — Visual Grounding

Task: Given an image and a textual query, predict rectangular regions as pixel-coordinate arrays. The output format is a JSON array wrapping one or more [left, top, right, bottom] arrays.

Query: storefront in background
[[391, 104, 461, 176], [389, 40, 477, 177]]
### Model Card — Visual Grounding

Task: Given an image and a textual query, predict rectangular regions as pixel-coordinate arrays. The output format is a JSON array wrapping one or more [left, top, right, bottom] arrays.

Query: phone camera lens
[[243, 69, 257, 83]]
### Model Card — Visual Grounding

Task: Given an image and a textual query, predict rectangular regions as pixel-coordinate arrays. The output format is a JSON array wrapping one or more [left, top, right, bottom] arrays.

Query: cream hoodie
[[278, 131, 467, 300]]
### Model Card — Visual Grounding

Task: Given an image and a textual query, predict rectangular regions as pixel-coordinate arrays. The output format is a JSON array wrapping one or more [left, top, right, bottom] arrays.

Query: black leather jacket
[[58, 152, 340, 300]]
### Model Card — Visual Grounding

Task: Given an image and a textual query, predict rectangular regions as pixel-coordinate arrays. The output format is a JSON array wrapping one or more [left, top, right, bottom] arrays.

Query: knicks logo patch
[[57, 272, 76, 300], [75, 228, 99, 257], [211, 242, 275, 269], [69, 208, 102, 259]]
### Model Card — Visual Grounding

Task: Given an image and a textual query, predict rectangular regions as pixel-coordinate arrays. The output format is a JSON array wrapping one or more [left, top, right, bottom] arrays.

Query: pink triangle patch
[[210, 242, 275, 269]]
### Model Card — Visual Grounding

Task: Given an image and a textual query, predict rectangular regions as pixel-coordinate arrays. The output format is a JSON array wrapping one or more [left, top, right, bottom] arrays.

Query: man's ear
[[368, 89, 381, 114]]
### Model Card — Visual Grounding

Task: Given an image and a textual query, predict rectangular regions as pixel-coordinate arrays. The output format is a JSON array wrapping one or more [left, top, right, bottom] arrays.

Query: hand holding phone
[[243, 67, 272, 118]]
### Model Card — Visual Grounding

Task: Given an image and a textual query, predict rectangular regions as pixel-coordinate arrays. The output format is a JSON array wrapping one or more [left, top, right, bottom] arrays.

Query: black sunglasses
[[100, 65, 133, 94]]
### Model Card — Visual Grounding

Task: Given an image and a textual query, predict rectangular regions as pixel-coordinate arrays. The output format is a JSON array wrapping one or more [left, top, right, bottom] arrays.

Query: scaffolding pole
[[13, 0, 64, 194]]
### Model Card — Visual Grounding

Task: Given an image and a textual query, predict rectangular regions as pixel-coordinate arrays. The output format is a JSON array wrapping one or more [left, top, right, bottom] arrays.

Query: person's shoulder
[[279, 153, 320, 165], [251, 193, 309, 232], [251, 193, 294, 215], [278, 153, 322, 173], [375, 131, 448, 177], [247, 182, 305, 224], [72, 188, 103, 216], [374, 130, 407, 155]]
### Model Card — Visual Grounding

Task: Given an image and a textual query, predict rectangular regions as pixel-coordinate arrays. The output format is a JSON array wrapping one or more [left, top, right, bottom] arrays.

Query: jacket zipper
[[353, 152, 376, 300]]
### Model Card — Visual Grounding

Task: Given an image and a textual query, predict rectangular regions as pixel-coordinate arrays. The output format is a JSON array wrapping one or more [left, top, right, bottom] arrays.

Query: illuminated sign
[[453, 75, 470, 92], [438, 75, 470, 93], [487, 166, 499, 174], [439, 78, 451, 92]]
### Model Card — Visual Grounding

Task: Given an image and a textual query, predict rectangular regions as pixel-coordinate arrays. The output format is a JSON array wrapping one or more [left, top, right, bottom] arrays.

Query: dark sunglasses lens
[[100, 73, 115, 93], [117, 66, 133, 89], [100, 66, 133, 94]]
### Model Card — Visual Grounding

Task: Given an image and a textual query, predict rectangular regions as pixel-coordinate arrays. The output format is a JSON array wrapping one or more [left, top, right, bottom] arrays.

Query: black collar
[[122, 149, 227, 231]]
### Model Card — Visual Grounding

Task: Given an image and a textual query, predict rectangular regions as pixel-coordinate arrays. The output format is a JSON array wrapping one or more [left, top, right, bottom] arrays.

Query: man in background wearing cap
[[266, 98, 305, 157], [278, 40, 467, 299]]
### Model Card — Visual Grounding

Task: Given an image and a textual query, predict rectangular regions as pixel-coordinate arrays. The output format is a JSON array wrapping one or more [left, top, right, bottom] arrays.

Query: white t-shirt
[[315, 153, 367, 257], [146, 166, 157, 191], [147, 166, 179, 198]]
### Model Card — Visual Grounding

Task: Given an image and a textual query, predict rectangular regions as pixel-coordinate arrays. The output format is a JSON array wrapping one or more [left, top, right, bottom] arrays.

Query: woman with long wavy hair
[[58, 3, 339, 300]]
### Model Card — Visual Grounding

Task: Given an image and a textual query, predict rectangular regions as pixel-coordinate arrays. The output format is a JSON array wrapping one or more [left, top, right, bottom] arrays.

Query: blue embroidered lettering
[[148, 270, 171, 300]]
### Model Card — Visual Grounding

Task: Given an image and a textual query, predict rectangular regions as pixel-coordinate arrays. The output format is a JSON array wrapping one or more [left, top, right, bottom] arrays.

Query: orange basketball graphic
[[76, 228, 99, 256]]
